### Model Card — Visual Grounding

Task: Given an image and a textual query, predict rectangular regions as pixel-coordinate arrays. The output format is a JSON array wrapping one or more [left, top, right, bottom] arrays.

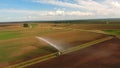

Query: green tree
[[23, 23, 29, 27]]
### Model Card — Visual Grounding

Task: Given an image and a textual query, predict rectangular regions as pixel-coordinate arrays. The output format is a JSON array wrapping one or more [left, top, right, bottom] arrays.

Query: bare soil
[[39, 30, 108, 50], [26, 38, 120, 68]]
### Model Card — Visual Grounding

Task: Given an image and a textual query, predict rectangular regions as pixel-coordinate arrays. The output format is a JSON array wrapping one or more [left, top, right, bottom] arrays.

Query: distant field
[[55, 24, 120, 30], [104, 30, 120, 35]]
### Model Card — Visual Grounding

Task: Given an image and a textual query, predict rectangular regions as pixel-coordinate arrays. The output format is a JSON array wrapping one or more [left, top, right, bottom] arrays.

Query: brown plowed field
[[26, 38, 120, 68], [39, 30, 108, 51]]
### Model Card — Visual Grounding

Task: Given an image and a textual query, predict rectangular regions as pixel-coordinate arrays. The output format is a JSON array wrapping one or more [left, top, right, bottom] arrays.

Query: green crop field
[[31, 23, 38, 28], [104, 30, 120, 35], [0, 31, 22, 40]]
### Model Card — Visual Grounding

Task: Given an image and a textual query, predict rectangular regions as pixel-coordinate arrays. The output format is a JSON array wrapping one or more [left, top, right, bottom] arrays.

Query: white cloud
[[32, 0, 84, 9], [0, 9, 93, 16], [32, 0, 120, 16], [66, 11, 93, 16], [1, 0, 120, 22], [0, 9, 94, 22]]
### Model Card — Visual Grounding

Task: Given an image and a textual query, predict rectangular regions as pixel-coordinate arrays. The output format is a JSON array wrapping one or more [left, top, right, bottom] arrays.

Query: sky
[[0, 0, 120, 22]]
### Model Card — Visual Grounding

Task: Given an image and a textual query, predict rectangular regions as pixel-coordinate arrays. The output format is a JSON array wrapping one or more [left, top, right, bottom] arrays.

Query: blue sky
[[0, 0, 120, 22]]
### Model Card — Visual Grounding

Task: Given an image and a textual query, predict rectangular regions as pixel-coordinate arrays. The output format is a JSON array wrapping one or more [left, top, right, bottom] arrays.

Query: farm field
[[104, 30, 120, 35], [26, 37, 120, 68], [0, 23, 120, 68], [0, 23, 70, 67], [54, 24, 120, 30]]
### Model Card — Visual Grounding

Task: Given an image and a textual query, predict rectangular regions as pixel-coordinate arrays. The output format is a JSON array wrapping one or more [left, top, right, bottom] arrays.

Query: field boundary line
[[7, 53, 57, 68]]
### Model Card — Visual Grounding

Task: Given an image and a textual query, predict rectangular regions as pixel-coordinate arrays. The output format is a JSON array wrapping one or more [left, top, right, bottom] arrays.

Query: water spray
[[36, 36, 63, 56]]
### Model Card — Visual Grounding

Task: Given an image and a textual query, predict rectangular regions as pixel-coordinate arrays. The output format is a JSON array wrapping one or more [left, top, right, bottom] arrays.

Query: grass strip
[[7, 53, 57, 68]]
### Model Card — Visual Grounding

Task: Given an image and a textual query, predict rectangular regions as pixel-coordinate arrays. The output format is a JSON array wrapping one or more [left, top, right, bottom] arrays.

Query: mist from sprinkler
[[36, 36, 64, 56]]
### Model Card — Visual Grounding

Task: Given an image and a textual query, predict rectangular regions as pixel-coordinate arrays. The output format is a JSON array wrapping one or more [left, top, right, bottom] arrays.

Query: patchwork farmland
[[0, 23, 120, 68]]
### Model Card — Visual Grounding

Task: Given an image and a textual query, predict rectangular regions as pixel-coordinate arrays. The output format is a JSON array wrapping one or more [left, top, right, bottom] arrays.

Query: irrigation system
[[36, 36, 63, 56]]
